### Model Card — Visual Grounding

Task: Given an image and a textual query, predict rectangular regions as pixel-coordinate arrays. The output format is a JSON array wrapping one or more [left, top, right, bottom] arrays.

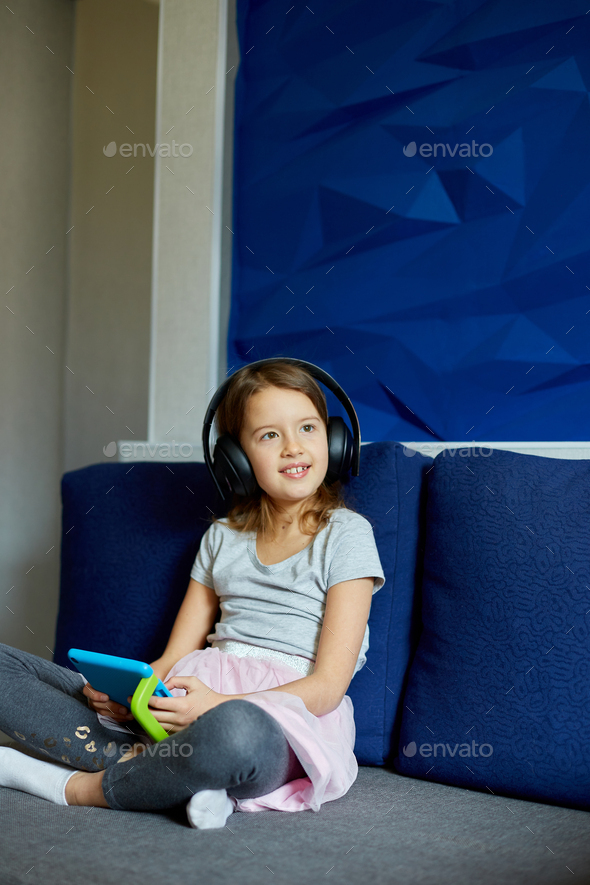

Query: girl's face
[[239, 386, 329, 517]]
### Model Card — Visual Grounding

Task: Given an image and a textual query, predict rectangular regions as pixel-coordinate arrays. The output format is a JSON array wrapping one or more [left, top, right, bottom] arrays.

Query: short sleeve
[[326, 513, 386, 595], [190, 523, 217, 589]]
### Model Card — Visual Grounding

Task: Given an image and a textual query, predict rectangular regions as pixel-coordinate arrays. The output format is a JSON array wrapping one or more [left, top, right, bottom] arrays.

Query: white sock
[[186, 788, 236, 830], [0, 746, 76, 806]]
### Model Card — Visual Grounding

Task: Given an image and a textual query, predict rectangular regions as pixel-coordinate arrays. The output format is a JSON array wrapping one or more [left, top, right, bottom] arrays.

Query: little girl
[[0, 359, 385, 828]]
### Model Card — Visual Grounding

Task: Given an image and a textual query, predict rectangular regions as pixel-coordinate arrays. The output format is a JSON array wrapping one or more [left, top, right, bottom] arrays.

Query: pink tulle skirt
[[163, 646, 359, 814]]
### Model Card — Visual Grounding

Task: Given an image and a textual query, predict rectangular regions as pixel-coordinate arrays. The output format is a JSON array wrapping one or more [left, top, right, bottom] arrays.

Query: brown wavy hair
[[210, 360, 358, 539]]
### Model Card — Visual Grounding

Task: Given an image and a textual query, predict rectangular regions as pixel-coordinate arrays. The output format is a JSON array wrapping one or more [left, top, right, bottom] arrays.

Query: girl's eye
[[261, 424, 315, 440]]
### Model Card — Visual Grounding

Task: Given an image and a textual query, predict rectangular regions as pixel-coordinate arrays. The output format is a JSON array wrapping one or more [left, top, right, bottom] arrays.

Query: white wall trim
[[147, 0, 165, 443], [399, 441, 590, 460], [209, 0, 229, 401]]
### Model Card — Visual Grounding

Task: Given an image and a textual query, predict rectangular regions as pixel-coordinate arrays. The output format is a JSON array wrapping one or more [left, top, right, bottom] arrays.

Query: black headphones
[[202, 358, 361, 503]]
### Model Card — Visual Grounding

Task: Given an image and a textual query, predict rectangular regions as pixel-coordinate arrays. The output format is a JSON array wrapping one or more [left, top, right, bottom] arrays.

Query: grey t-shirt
[[190, 508, 386, 677]]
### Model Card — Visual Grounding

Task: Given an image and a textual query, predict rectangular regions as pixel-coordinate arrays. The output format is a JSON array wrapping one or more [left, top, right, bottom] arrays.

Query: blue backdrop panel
[[229, 0, 590, 441]]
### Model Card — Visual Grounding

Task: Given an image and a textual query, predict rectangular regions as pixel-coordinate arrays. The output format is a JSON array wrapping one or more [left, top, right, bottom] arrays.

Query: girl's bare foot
[[65, 742, 147, 807], [65, 743, 146, 807], [116, 742, 146, 764], [65, 769, 109, 807]]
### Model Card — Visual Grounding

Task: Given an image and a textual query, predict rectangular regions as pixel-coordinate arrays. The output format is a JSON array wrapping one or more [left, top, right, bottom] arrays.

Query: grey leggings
[[0, 642, 306, 812]]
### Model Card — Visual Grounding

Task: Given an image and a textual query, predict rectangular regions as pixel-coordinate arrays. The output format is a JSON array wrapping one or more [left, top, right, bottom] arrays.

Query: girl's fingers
[[85, 687, 108, 702], [150, 709, 179, 728], [165, 676, 197, 691], [101, 702, 127, 713], [93, 701, 132, 719], [148, 694, 178, 711]]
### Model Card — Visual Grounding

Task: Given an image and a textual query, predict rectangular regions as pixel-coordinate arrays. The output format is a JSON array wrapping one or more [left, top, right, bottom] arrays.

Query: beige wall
[[220, 0, 239, 392], [0, 0, 75, 657], [65, 0, 159, 472], [148, 0, 228, 446], [1, 0, 236, 654], [0, 0, 159, 665], [0, 0, 236, 737], [0, 0, 235, 746], [63, 0, 238, 466]]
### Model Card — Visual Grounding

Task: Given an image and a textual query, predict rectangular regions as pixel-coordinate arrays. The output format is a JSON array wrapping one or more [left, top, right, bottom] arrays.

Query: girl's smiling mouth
[[280, 465, 311, 479]]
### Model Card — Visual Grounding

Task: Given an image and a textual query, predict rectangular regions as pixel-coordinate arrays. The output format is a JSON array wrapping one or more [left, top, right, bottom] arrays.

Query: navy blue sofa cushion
[[54, 462, 223, 668], [343, 442, 432, 765], [55, 441, 432, 767], [395, 448, 590, 811]]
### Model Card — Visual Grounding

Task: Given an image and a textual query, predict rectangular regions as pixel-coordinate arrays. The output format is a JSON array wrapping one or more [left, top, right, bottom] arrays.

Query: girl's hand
[[83, 681, 134, 721], [132, 676, 222, 734]]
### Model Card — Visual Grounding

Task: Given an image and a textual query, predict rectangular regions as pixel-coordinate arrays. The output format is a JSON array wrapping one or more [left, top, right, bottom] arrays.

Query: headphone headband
[[202, 358, 361, 501]]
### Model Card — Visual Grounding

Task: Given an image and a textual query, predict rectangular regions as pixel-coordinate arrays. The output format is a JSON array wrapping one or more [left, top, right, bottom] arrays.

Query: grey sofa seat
[[2, 742, 589, 885]]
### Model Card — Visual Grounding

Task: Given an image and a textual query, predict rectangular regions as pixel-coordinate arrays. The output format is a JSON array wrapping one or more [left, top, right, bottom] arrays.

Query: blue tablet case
[[68, 648, 179, 743]]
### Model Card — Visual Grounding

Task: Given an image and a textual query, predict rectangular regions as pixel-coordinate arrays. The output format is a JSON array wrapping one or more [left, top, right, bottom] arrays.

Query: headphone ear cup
[[212, 434, 259, 497], [325, 416, 354, 484]]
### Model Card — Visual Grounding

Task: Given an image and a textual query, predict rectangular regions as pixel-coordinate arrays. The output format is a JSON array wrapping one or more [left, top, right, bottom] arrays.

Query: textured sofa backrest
[[56, 442, 588, 765], [54, 442, 434, 766], [55, 461, 226, 669]]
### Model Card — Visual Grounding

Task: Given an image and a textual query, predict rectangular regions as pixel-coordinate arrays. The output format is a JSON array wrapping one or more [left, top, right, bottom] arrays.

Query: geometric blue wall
[[229, 0, 590, 441]]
